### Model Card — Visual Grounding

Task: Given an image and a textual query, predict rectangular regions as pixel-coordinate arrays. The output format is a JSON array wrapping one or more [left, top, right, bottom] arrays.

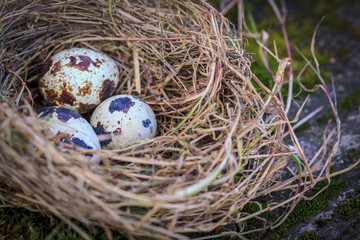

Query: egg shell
[[39, 48, 119, 113], [37, 106, 101, 161], [90, 95, 157, 149]]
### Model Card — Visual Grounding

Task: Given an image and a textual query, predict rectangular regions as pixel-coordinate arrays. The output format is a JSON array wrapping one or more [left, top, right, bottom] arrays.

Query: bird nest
[[0, 0, 339, 239]]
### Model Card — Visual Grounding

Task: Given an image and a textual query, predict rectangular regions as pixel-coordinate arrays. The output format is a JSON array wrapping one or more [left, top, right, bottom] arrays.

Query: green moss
[[213, 0, 360, 101], [238, 179, 347, 239], [342, 225, 354, 235], [267, 179, 347, 239], [316, 110, 335, 124], [346, 148, 360, 162], [240, 202, 274, 239], [0, 207, 127, 240], [338, 88, 360, 110], [356, 215, 360, 223], [188, 226, 234, 240], [0, 207, 50, 240], [294, 121, 312, 132], [317, 87, 360, 123], [330, 187, 360, 224], [292, 0, 360, 39], [297, 229, 321, 240], [339, 223, 358, 240], [242, 1, 332, 99], [314, 218, 329, 228], [337, 191, 360, 220]]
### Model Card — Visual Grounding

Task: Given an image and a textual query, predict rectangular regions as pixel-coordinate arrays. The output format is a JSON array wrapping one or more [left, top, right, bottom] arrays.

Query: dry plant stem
[[260, 128, 338, 197], [242, 20, 281, 63], [220, 0, 237, 15], [62, 36, 195, 43], [306, 17, 341, 185], [259, 30, 275, 78], [193, 231, 247, 240], [133, 49, 141, 94], [267, 0, 294, 114], [283, 106, 323, 137], [237, 0, 243, 38], [280, 158, 360, 192]]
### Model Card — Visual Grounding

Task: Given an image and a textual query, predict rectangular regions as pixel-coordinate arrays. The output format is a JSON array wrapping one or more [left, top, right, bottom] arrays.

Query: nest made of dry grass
[[0, 1, 338, 239]]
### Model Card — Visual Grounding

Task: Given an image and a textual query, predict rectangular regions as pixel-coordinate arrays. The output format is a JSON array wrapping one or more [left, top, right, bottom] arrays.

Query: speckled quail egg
[[37, 106, 101, 161], [90, 95, 157, 149], [39, 48, 119, 113]]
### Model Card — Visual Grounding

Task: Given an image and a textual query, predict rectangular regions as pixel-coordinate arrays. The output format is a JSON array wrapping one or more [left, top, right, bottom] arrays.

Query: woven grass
[[0, 1, 340, 239]]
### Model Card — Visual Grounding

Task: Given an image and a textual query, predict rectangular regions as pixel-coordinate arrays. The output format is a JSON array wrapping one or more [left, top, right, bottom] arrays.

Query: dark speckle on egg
[[78, 103, 97, 113], [67, 55, 102, 72], [94, 122, 108, 135], [142, 118, 151, 128], [72, 137, 94, 157], [50, 61, 61, 76], [72, 137, 93, 149], [94, 122, 112, 145], [108, 97, 135, 114], [68, 55, 91, 71], [39, 59, 53, 80], [56, 107, 83, 123], [59, 135, 71, 144], [55, 131, 73, 144], [114, 128, 122, 136], [77, 81, 93, 96], [59, 88, 76, 106], [133, 96, 146, 104], [44, 89, 58, 104], [99, 79, 115, 101], [37, 106, 57, 117]]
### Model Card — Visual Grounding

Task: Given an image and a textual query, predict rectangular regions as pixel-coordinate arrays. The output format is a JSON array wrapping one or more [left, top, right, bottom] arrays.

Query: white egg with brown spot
[[90, 95, 157, 149], [37, 106, 101, 162], [39, 48, 119, 113]]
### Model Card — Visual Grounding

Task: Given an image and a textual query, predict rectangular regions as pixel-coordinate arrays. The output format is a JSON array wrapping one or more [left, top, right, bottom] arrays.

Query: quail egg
[[39, 48, 119, 113], [90, 95, 157, 149], [37, 106, 101, 161]]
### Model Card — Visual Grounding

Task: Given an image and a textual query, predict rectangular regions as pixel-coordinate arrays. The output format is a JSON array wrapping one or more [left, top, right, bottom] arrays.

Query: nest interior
[[0, 0, 332, 239]]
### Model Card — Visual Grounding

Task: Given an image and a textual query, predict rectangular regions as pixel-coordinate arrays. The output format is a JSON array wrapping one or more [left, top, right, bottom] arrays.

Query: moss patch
[[297, 229, 321, 240], [240, 202, 274, 240], [0, 207, 127, 240], [294, 121, 312, 133], [238, 178, 348, 240], [210, 0, 360, 101], [242, 0, 332, 98], [346, 148, 360, 162], [336, 187, 360, 220], [314, 218, 330, 228], [270, 179, 347, 239], [338, 88, 360, 111], [317, 87, 360, 123], [342, 225, 354, 235]]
